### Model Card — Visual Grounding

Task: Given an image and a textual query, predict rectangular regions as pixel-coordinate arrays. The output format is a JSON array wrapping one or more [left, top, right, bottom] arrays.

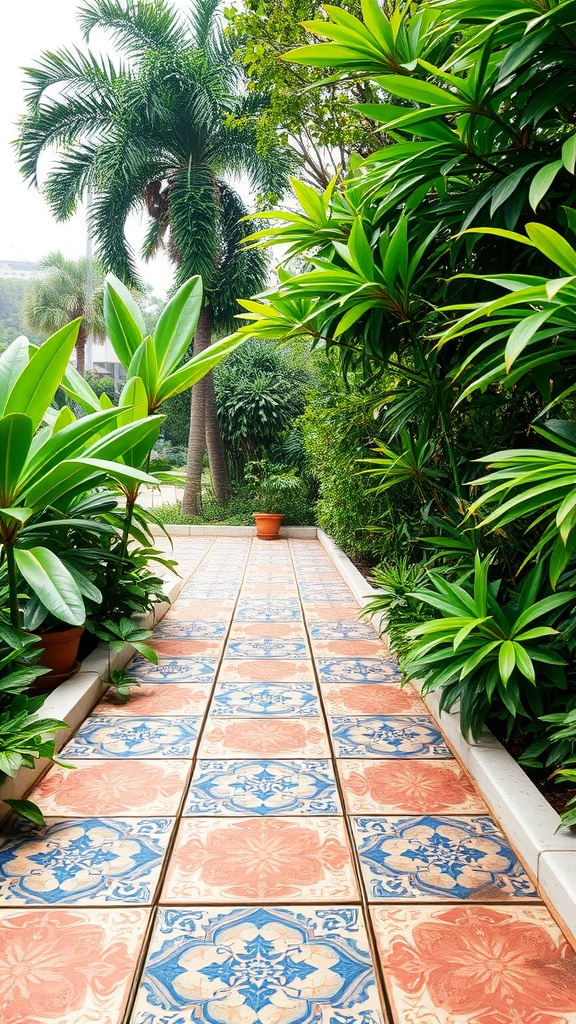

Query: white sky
[[0, 0, 188, 294]]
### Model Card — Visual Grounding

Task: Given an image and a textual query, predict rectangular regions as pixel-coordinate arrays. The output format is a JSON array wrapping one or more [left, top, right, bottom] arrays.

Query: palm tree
[[23, 252, 105, 374], [17, 0, 291, 512]]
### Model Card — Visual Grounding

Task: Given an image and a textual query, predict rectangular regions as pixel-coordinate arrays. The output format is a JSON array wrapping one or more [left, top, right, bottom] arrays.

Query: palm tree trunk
[[76, 323, 87, 376], [181, 307, 210, 515], [205, 368, 231, 503]]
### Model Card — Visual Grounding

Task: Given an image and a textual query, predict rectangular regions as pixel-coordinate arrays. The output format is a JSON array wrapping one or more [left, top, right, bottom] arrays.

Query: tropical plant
[[23, 252, 105, 375], [17, 0, 291, 512]]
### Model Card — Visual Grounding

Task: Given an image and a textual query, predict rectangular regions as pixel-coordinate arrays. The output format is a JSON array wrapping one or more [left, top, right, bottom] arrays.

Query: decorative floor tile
[[224, 639, 309, 659], [242, 582, 299, 594], [126, 656, 218, 683], [371, 904, 576, 1024], [352, 816, 537, 902], [30, 759, 190, 816], [308, 620, 376, 640], [322, 683, 426, 716], [229, 621, 307, 639], [211, 682, 321, 717], [184, 759, 341, 815], [152, 620, 227, 639], [300, 588, 353, 601], [93, 683, 212, 717], [339, 760, 487, 815], [132, 905, 384, 1024], [304, 603, 361, 621], [317, 657, 402, 683], [329, 716, 451, 758], [165, 600, 234, 620], [218, 659, 315, 683], [163, 817, 359, 902], [0, 906, 149, 1024], [313, 639, 389, 657], [62, 717, 200, 758], [0, 817, 173, 906], [149, 639, 222, 657], [235, 598, 302, 621], [199, 718, 330, 758]]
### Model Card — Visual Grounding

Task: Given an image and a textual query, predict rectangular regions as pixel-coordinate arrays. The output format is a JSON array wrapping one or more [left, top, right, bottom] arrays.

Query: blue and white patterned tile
[[0, 817, 173, 906], [211, 682, 321, 718], [235, 598, 302, 621], [62, 717, 200, 758], [308, 621, 377, 641], [351, 815, 538, 902], [329, 716, 452, 758], [126, 656, 218, 683], [317, 658, 401, 683], [184, 759, 341, 816], [300, 587, 353, 602], [181, 586, 240, 600], [131, 905, 384, 1024], [225, 639, 310, 660], [152, 620, 227, 640]]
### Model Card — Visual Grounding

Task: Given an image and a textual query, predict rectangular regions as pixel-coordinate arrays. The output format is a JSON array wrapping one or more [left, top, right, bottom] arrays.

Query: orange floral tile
[[322, 683, 426, 716], [93, 683, 212, 717], [30, 760, 190, 817], [218, 659, 315, 683], [312, 638, 390, 657], [162, 817, 359, 903], [228, 621, 307, 640], [199, 718, 330, 758], [0, 906, 148, 1024], [371, 904, 576, 1024], [164, 600, 234, 620], [148, 639, 223, 657], [339, 760, 487, 815], [304, 603, 361, 621]]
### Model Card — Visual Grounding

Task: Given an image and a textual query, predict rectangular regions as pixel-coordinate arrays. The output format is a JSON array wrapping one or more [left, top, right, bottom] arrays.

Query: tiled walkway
[[2, 537, 576, 1024]]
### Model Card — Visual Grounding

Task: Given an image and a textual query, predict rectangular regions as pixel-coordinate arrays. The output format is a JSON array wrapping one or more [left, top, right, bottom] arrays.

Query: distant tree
[[0, 278, 44, 348], [17, 0, 291, 513], [23, 252, 105, 374]]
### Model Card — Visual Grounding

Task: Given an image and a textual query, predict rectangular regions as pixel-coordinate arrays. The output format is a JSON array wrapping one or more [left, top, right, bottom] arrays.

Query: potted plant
[[251, 467, 303, 540]]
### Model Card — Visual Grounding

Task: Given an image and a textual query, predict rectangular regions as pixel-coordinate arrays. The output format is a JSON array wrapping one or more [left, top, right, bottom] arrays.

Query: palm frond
[[78, 0, 189, 55], [22, 47, 123, 109], [169, 162, 219, 286]]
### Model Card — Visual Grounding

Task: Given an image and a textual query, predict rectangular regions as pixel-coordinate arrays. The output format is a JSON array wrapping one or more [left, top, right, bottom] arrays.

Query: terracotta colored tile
[[162, 816, 359, 903], [62, 716, 200, 758], [133, 905, 384, 1023], [317, 657, 401, 683], [184, 758, 341, 815], [371, 904, 576, 1024], [338, 760, 487, 815], [228, 621, 307, 640], [199, 718, 330, 758], [93, 682, 211, 717], [0, 817, 173, 905], [218, 659, 315, 682], [224, 639, 310, 659], [165, 600, 234, 620], [329, 715, 451, 758], [148, 638, 222, 657], [211, 682, 321, 717], [0, 906, 149, 1024], [126, 655, 218, 683], [240, 584, 299, 597], [235, 598, 302, 621], [312, 638, 390, 657], [352, 815, 537, 902], [304, 602, 361, 620], [322, 683, 425, 716], [30, 760, 190, 816]]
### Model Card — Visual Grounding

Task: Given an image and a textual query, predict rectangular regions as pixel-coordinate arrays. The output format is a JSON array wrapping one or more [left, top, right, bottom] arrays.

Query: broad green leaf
[[104, 276, 144, 368], [348, 218, 375, 278], [0, 337, 30, 415], [4, 320, 81, 430], [154, 276, 203, 377], [529, 161, 563, 211], [61, 362, 101, 413], [14, 546, 85, 626], [378, 73, 462, 107], [512, 643, 536, 682], [498, 641, 516, 685], [525, 223, 576, 275], [126, 337, 158, 406], [0, 414, 33, 505], [290, 177, 327, 223], [504, 308, 555, 371], [4, 799, 46, 826], [562, 134, 576, 175], [119, 376, 148, 423], [155, 333, 245, 406]]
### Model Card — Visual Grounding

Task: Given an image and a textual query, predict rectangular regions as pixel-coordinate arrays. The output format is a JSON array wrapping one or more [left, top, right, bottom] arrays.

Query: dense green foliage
[[227, 0, 576, 821]]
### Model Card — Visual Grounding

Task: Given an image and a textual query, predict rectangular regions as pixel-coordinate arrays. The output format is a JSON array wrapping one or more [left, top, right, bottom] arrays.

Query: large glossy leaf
[[0, 338, 30, 415], [14, 547, 85, 625], [154, 276, 203, 377], [20, 407, 125, 488], [0, 415, 33, 505], [126, 336, 158, 407], [118, 377, 154, 469], [4, 320, 82, 430], [104, 276, 144, 368], [155, 333, 246, 406], [61, 362, 101, 413]]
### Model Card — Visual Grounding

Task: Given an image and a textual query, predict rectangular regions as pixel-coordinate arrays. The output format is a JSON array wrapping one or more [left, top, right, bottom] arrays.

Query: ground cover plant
[[225, 0, 576, 823]]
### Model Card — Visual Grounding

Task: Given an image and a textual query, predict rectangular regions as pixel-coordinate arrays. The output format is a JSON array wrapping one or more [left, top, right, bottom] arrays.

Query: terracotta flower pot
[[252, 513, 283, 539], [37, 625, 84, 678]]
